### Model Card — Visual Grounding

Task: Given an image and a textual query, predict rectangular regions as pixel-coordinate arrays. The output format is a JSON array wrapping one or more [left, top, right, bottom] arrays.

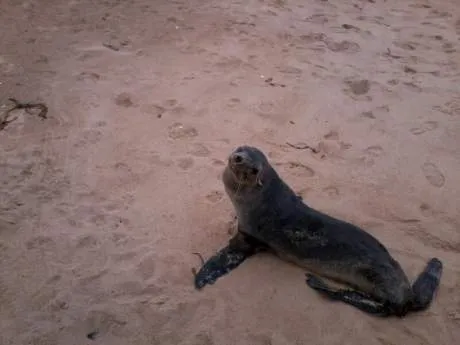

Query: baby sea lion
[[194, 146, 443, 317]]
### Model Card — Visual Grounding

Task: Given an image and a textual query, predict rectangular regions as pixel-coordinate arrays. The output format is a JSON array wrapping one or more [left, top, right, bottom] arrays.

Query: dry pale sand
[[1, 0, 459, 344]]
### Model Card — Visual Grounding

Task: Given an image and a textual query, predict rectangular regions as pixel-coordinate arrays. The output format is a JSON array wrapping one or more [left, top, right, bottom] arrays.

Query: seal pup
[[194, 146, 443, 317]]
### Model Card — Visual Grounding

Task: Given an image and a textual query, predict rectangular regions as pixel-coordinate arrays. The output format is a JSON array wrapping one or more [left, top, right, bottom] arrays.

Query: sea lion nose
[[230, 152, 244, 164]]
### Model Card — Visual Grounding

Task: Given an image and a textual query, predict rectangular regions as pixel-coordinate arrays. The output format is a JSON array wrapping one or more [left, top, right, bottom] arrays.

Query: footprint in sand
[[284, 162, 315, 177], [206, 191, 224, 203], [76, 71, 101, 81], [315, 140, 350, 160], [76, 235, 100, 249], [323, 130, 339, 140], [433, 99, 460, 116], [111, 251, 139, 263], [83, 310, 127, 340], [326, 40, 360, 53], [394, 41, 417, 51], [341, 23, 361, 31], [360, 111, 376, 119], [141, 99, 181, 118], [114, 92, 134, 107], [189, 143, 211, 157], [344, 79, 371, 96], [421, 162, 445, 187], [226, 97, 241, 109], [405, 226, 460, 254], [168, 122, 198, 139], [74, 129, 103, 149], [136, 253, 157, 280], [26, 235, 55, 250], [322, 186, 340, 198], [410, 121, 438, 135], [357, 145, 384, 167], [102, 38, 130, 51], [141, 104, 166, 118], [191, 332, 214, 345], [304, 14, 330, 24], [277, 65, 303, 76], [177, 157, 194, 170], [419, 202, 434, 217], [211, 158, 226, 167], [364, 145, 384, 157], [257, 101, 275, 114]]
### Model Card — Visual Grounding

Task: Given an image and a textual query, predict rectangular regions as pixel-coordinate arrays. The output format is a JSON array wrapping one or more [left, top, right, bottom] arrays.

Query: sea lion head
[[223, 146, 272, 196]]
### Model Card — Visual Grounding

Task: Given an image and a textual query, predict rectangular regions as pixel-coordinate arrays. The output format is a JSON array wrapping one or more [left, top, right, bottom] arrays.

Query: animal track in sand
[[323, 130, 339, 140], [345, 79, 371, 95], [394, 41, 417, 51], [304, 14, 331, 24], [168, 122, 198, 139], [188, 143, 211, 157], [26, 235, 55, 250], [211, 158, 225, 167], [141, 99, 181, 118], [326, 40, 360, 53], [433, 99, 460, 116], [322, 186, 340, 198], [284, 162, 315, 177], [111, 251, 139, 263], [419, 203, 434, 217], [314, 140, 351, 160], [410, 121, 438, 135], [76, 235, 100, 249], [360, 111, 376, 119], [226, 97, 241, 108], [177, 157, 194, 170], [114, 92, 134, 107], [76, 71, 101, 81], [83, 309, 127, 340], [405, 226, 460, 254], [205, 191, 224, 203], [277, 65, 303, 76], [191, 332, 215, 345], [136, 253, 157, 280], [141, 104, 166, 118], [363, 145, 385, 157], [73, 129, 103, 149], [421, 162, 445, 187]]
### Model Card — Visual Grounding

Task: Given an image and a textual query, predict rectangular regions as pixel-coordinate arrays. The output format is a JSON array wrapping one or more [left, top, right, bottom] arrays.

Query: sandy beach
[[1, 0, 459, 344]]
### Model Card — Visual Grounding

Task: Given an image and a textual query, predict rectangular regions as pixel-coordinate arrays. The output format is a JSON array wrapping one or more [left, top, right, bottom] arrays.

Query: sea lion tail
[[410, 258, 443, 311]]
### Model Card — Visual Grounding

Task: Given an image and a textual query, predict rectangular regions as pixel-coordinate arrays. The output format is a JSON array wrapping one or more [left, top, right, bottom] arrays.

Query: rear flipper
[[194, 232, 266, 290], [410, 258, 443, 311], [306, 274, 391, 316]]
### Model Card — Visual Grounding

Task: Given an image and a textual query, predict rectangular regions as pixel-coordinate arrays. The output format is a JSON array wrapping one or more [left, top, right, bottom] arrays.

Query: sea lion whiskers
[[255, 169, 263, 187], [234, 179, 243, 198]]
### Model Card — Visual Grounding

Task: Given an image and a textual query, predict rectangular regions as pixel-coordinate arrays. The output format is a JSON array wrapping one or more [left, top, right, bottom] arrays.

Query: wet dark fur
[[194, 146, 443, 317]]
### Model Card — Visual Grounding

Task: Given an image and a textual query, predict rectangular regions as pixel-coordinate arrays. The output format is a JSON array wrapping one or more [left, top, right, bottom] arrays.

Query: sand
[[1, 0, 459, 344]]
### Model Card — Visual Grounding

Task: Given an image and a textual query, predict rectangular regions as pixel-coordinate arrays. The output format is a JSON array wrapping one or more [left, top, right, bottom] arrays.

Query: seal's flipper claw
[[193, 247, 251, 289], [305, 274, 390, 316], [193, 233, 260, 290], [305, 274, 335, 294], [335, 291, 391, 316]]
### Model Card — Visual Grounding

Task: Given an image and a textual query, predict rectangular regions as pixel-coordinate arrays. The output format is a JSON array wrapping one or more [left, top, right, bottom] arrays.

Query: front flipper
[[194, 232, 265, 289], [306, 274, 391, 316]]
